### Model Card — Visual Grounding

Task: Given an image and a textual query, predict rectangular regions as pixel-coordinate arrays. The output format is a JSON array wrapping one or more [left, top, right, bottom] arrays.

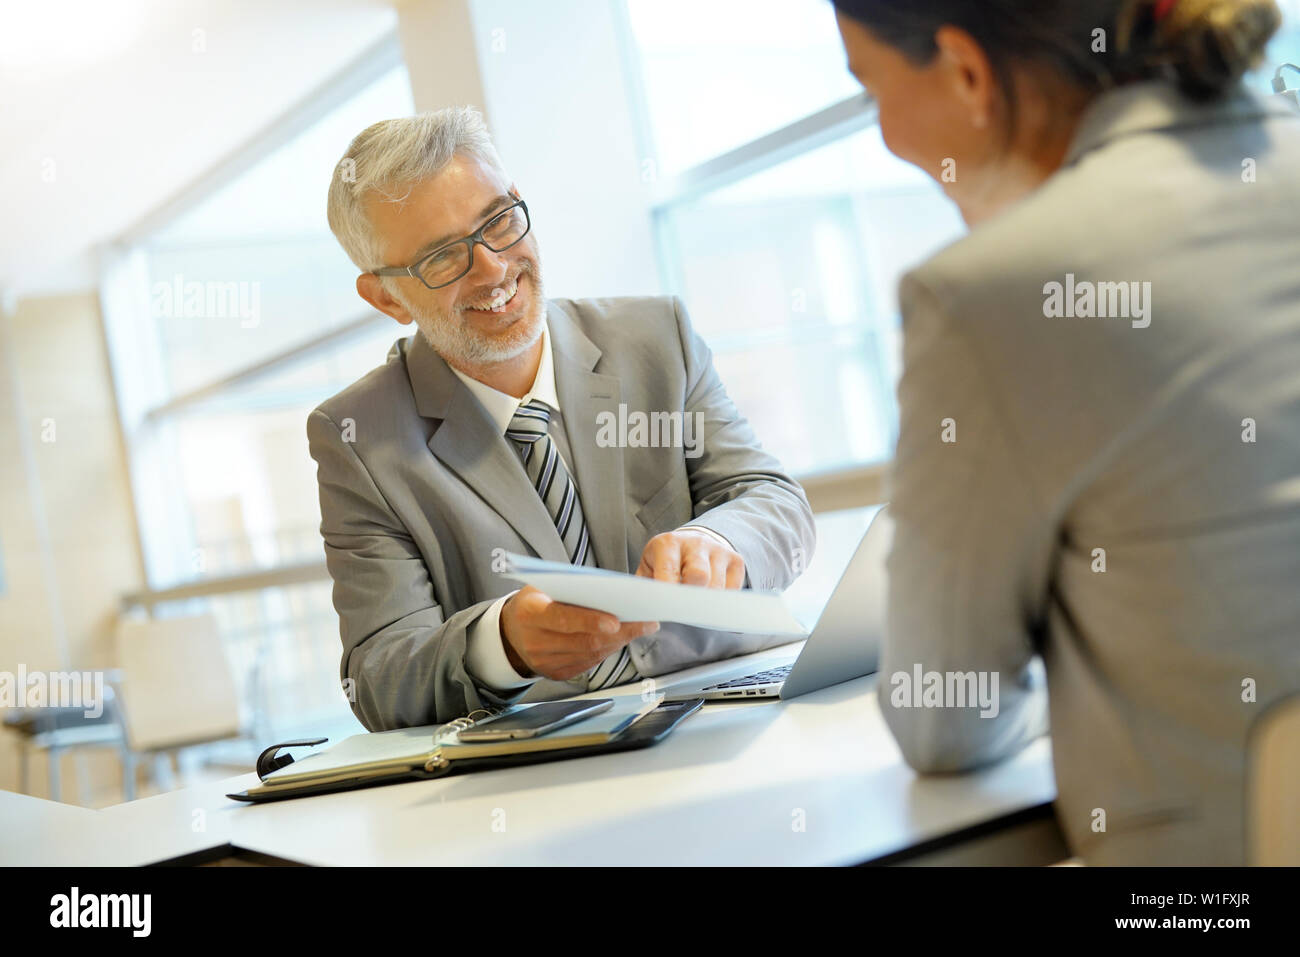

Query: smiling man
[[311, 107, 815, 730]]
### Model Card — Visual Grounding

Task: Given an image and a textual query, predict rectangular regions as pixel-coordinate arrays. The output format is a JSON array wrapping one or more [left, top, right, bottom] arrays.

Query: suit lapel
[[405, 331, 569, 563], [544, 302, 630, 573]]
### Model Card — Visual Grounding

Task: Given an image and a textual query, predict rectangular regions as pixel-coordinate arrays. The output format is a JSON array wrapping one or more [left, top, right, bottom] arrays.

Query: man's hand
[[500, 585, 660, 681], [636, 528, 745, 589]]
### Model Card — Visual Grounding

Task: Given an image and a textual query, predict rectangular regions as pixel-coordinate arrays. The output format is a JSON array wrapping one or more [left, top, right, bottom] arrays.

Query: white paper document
[[500, 552, 808, 637]]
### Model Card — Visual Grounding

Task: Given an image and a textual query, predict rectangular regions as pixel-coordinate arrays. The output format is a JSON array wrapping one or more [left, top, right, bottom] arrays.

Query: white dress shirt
[[452, 321, 735, 690]]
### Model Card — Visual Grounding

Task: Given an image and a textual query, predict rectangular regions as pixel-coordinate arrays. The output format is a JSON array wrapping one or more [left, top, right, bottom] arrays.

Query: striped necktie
[[505, 398, 638, 691]]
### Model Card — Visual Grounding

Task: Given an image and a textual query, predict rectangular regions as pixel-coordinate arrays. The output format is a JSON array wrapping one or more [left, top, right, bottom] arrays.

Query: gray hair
[[326, 106, 508, 273]]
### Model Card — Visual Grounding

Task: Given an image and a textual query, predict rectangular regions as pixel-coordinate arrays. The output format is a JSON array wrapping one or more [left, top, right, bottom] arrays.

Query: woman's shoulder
[[912, 83, 1300, 309]]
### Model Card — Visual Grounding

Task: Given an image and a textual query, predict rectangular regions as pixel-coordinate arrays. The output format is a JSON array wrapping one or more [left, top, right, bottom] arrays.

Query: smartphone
[[456, 698, 615, 741]]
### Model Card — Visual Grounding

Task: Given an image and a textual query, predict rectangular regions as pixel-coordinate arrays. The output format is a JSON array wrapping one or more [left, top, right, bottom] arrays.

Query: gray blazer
[[308, 296, 815, 730], [880, 81, 1300, 865]]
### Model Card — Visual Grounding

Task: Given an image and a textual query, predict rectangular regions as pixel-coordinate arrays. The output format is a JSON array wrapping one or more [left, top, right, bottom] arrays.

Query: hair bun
[[1160, 0, 1282, 99]]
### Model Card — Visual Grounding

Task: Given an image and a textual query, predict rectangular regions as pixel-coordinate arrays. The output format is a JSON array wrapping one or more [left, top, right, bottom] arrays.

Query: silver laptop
[[661, 505, 893, 702]]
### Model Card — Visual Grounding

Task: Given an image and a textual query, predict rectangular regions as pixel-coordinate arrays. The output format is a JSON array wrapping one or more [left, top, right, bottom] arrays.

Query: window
[[102, 47, 413, 738], [108, 56, 413, 589], [621, 0, 965, 478], [623, 0, 862, 177]]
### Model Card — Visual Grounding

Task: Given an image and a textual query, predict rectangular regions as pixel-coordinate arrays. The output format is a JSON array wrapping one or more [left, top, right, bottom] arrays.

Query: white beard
[[399, 264, 546, 367]]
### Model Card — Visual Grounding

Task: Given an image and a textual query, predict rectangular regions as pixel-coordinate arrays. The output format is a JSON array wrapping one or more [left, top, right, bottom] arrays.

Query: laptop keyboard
[[701, 663, 794, 691]]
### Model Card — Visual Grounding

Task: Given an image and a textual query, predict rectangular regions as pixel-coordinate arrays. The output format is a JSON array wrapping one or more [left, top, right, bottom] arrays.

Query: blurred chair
[[3, 671, 128, 804], [114, 613, 243, 800], [1248, 692, 1300, 866]]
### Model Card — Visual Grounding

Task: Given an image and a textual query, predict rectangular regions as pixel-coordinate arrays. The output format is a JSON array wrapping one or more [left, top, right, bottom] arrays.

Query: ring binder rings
[[226, 697, 704, 803], [432, 706, 510, 741]]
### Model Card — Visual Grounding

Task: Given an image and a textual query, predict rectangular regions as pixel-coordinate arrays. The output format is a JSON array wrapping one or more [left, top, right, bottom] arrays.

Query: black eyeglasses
[[373, 197, 531, 290]]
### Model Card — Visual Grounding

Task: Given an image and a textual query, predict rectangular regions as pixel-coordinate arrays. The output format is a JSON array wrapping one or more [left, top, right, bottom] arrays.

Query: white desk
[[0, 789, 101, 867], [1, 644, 1059, 866], [0, 763, 254, 867], [221, 644, 1058, 866]]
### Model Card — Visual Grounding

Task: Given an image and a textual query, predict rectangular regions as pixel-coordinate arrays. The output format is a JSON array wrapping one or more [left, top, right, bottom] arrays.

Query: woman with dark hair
[[833, 0, 1300, 864]]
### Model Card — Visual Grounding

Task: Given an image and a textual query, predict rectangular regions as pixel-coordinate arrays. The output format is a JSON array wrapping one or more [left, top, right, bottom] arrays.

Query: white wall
[[0, 291, 147, 800]]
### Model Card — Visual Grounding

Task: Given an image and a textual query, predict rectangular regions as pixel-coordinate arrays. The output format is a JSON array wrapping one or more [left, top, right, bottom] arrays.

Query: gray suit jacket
[[308, 295, 815, 731], [880, 81, 1300, 865]]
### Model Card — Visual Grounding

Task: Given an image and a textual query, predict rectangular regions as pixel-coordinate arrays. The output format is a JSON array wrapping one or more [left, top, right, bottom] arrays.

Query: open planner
[[226, 694, 703, 803]]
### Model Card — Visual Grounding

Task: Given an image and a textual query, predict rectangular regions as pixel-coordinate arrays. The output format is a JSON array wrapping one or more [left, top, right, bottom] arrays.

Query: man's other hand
[[636, 529, 745, 589]]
